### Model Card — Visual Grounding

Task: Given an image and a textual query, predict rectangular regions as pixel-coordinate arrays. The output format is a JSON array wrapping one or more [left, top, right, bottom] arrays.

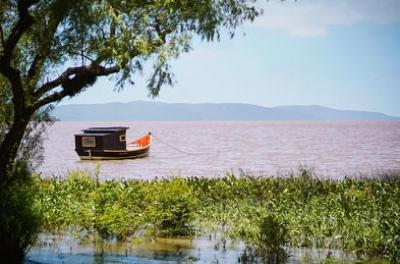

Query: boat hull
[[76, 146, 150, 160]]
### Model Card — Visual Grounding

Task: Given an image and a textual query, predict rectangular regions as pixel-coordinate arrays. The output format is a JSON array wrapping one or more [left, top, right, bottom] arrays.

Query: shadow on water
[[25, 232, 239, 264], [25, 232, 355, 264]]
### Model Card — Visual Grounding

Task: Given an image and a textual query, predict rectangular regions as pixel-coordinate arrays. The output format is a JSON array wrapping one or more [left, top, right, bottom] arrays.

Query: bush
[[145, 178, 198, 237], [0, 162, 41, 263]]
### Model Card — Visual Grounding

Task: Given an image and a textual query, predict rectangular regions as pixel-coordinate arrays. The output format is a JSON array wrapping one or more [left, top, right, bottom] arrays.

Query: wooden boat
[[75, 127, 151, 160]]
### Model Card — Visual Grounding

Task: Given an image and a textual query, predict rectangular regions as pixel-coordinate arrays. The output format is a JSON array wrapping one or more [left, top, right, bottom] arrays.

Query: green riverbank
[[31, 169, 399, 263]]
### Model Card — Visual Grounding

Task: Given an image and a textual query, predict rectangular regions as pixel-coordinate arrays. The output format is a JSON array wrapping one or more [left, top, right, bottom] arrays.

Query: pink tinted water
[[39, 121, 400, 180]]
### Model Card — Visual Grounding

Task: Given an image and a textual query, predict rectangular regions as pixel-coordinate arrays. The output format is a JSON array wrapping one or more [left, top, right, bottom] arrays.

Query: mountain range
[[53, 101, 399, 121]]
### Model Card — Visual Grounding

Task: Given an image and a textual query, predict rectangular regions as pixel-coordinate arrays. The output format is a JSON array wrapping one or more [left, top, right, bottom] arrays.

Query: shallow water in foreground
[[26, 233, 352, 264], [40, 121, 400, 179]]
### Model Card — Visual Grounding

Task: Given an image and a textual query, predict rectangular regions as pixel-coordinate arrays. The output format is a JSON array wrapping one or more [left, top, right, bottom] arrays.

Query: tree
[[0, 0, 260, 262]]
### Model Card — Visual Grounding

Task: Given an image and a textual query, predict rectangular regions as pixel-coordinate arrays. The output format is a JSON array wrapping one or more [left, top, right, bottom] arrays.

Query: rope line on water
[[151, 133, 200, 156], [151, 133, 237, 156]]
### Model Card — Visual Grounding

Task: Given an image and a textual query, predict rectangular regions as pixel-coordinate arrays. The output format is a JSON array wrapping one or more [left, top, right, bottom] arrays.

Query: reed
[[33, 169, 400, 263]]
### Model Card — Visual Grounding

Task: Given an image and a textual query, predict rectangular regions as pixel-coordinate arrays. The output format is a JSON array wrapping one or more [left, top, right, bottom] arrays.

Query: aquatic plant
[[34, 169, 400, 263], [254, 215, 290, 264]]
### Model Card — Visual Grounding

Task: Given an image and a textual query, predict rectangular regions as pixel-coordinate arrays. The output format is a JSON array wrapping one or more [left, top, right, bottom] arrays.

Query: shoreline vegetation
[[30, 169, 399, 263]]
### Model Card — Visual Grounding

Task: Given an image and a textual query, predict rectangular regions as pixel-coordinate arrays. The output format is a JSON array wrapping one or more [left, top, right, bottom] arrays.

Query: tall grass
[[34, 169, 400, 263]]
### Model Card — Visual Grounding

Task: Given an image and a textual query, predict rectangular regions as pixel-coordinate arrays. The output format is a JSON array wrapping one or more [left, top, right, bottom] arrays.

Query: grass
[[32, 169, 400, 263]]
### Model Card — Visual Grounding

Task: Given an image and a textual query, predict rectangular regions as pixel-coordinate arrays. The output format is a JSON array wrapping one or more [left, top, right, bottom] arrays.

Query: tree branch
[[0, 0, 39, 118], [154, 17, 167, 43], [1, 0, 38, 64], [0, 24, 4, 48], [27, 1, 67, 82], [69, 51, 96, 63], [32, 66, 88, 98], [30, 64, 120, 111]]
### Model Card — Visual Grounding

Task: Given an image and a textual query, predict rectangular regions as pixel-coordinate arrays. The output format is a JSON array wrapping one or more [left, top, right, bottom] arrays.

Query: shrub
[[0, 162, 41, 263]]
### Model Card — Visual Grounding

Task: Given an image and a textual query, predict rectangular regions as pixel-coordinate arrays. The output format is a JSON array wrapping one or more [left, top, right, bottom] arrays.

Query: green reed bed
[[33, 169, 400, 263]]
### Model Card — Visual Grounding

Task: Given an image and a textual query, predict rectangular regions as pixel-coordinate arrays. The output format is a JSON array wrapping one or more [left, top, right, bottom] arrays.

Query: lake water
[[39, 121, 400, 179], [26, 232, 352, 264]]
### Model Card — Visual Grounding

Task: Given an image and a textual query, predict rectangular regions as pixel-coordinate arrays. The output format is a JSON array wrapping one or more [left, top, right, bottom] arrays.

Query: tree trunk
[[0, 117, 29, 185]]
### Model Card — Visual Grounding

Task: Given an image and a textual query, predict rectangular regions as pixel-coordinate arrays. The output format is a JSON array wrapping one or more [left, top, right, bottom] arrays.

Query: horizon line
[[56, 100, 400, 118]]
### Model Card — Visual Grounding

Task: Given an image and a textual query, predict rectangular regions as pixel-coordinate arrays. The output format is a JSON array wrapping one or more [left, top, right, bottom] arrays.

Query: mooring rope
[[151, 133, 200, 156], [151, 133, 238, 157]]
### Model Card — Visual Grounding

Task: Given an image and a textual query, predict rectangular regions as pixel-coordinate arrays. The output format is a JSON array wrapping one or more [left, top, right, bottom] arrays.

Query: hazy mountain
[[274, 105, 399, 121], [53, 101, 399, 121]]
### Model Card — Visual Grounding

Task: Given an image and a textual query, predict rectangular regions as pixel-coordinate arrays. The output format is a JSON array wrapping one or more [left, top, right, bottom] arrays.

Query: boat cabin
[[75, 127, 128, 152], [75, 126, 152, 160]]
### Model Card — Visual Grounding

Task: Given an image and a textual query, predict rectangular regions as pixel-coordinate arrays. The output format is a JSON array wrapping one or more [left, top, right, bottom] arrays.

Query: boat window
[[82, 136, 96, 147], [119, 135, 126, 142]]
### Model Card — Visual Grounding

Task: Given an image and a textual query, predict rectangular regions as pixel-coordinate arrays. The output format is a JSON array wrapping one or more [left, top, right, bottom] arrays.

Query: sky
[[63, 0, 400, 117]]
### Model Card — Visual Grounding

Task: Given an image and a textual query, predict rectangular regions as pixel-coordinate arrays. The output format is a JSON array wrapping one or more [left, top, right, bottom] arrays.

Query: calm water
[[26, 232, 350, 264], [39, 121, 400, 179]]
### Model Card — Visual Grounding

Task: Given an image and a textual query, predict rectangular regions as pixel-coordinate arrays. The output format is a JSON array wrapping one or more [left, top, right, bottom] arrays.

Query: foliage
[[0, 0, 261, 169], [37, 173, 198, 239], [1, 1, 260, 261], [34, 169, 400, 263], [239, 215, 290, 264], [0, 76, 53, 170], [1, 0, 260, 180], [1, 0, 260, 108], [254, 215, 290, 263], [0, 161, 41, 263], [144, 178, 198, 237], [0, 74, 52, 262]]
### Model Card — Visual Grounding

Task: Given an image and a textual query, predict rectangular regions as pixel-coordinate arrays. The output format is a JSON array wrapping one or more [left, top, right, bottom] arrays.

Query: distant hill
[[53, 101, 399, 121]]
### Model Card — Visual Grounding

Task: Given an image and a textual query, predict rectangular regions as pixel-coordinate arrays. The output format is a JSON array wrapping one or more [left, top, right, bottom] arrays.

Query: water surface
[[26, 233, 352, 264], [39, 121, 400, 179]]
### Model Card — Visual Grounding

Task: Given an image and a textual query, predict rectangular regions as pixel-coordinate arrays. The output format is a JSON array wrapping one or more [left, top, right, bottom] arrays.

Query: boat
[[74, 127, 152, 160]]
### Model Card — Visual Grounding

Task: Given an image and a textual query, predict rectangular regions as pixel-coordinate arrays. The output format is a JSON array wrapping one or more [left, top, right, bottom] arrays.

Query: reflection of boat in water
[[74, 127, 151, 160]]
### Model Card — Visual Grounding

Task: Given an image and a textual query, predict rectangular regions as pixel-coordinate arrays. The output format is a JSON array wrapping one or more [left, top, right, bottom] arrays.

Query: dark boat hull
[[76, 146, 150, 160]]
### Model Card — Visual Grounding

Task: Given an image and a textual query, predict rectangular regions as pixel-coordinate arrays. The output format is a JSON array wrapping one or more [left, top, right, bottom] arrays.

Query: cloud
[[252, 0, 400, 37]]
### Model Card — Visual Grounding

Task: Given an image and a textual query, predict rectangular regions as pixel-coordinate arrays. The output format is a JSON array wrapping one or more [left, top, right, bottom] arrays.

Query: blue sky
[[64, 0, 400, 117]]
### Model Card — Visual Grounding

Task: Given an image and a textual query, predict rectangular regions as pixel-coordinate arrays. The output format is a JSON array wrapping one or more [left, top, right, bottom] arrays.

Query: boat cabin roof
[[75, 133, 112, 137], [81, 127, 129, 133]]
